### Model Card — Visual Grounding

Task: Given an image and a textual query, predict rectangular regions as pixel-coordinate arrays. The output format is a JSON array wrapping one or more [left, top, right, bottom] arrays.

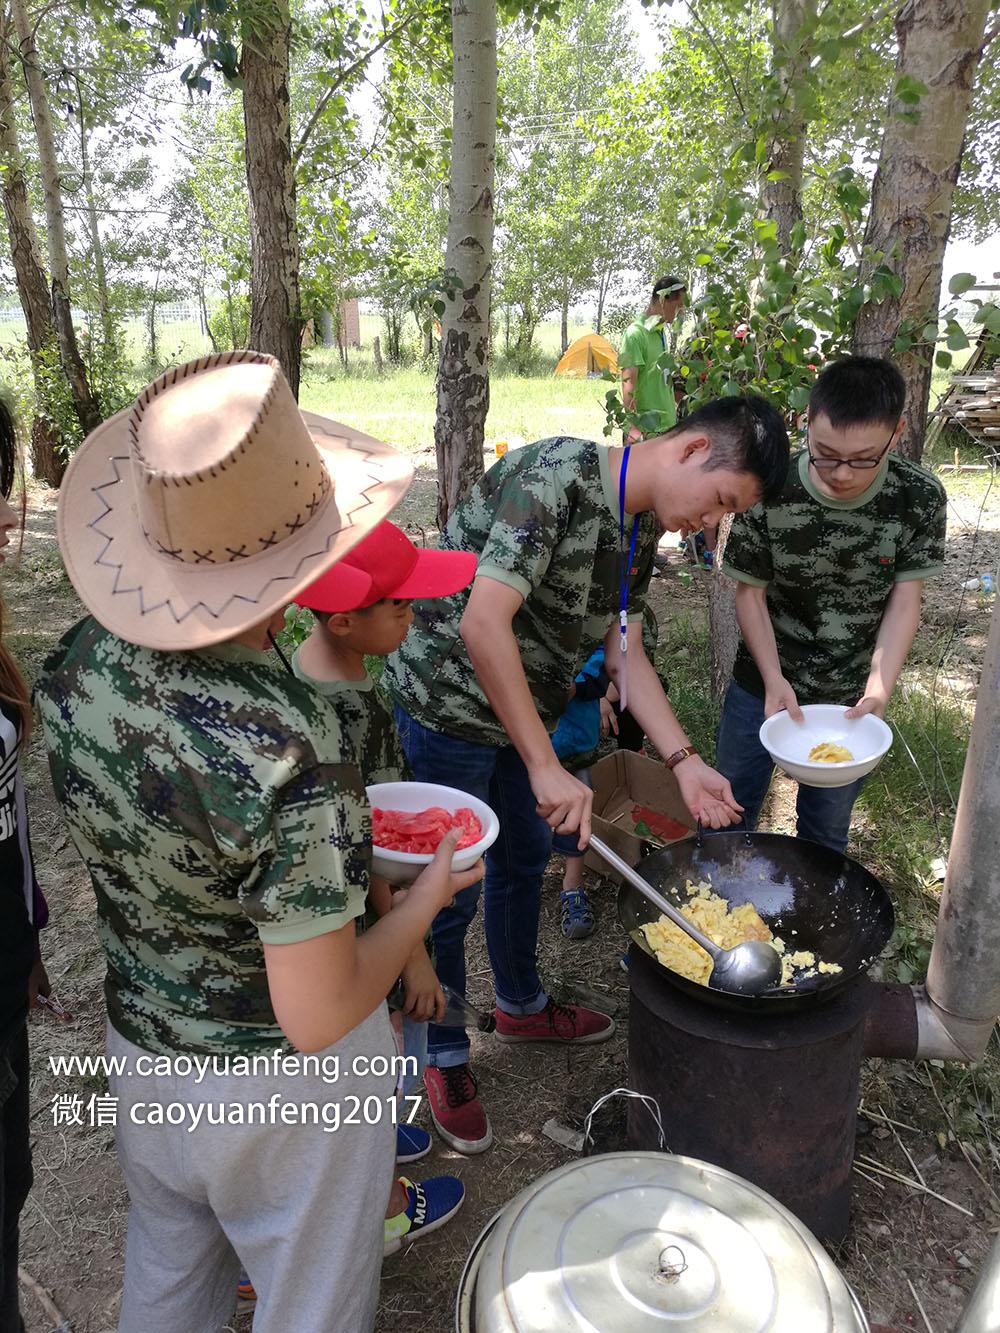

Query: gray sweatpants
[[107, 1006, 396, 1333]]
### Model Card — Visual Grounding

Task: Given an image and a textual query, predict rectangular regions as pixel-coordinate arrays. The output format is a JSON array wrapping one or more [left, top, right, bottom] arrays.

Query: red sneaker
[[423, 1064, 493, 1155], [494, 999, 615, 1044]]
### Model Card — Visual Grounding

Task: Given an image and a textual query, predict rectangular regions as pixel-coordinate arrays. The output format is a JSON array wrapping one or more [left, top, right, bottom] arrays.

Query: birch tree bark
[[852, 0, 991, 462], [0, 5, 64, 484], [760, 0, 814, 251], [241, 0, 303, 396], [710, 0, 814, 699], [10, 0, 101, 438], [434, 0, 496, 528]]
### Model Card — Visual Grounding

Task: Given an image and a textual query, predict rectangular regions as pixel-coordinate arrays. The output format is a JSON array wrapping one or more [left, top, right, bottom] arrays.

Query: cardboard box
[[585, 750, 696, 881]]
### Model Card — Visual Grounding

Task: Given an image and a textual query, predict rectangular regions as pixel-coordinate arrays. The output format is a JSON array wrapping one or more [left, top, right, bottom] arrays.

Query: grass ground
[[300, 350, 613, 454], [7, 367, 1000, 1332]]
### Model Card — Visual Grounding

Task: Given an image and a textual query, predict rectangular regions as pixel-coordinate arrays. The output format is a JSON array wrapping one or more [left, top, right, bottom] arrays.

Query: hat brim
[[387, 548, 478, 603], [58, 407, 413, 650]]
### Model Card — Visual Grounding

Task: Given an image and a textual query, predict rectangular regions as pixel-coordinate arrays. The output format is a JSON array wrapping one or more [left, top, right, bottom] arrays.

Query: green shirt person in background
[[715, 356, 947, 854], [620, 275, 686, 444]]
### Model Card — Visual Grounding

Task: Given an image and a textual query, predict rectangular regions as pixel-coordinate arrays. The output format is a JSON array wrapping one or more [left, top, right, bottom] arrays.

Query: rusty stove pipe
[[865, 598, 1000, 1063]]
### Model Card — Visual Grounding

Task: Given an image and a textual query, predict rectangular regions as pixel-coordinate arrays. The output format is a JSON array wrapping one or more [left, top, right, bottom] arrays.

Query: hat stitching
[[127, 350, 283, 471], [88, 446, 386, 624]]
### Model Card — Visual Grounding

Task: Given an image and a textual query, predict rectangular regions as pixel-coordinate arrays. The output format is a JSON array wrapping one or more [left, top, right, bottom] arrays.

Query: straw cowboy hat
[[57, 350, 413, 650]]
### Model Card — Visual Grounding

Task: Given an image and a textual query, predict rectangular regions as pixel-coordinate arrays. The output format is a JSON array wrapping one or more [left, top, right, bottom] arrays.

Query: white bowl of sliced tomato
[[367, 781, 500, 885]]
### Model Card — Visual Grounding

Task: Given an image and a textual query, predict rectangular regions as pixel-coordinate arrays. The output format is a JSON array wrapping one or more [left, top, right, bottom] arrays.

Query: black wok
[[618, 830, 895, 1013]]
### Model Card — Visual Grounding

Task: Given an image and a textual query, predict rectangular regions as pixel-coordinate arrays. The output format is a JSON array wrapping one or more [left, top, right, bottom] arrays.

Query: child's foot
[[384, 1175, 466, 1255], [559, 886, 595, 939]]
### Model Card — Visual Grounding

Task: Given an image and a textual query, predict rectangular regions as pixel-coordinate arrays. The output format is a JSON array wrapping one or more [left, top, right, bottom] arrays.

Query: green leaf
[[895, 74, 929, 104], [935, 350, 953, 370], [947, 330, 969, 351], [948, 272, 977, 296]]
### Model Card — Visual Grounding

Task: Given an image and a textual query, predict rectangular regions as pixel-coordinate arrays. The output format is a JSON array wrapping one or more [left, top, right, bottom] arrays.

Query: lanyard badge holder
[[618, 445, 639, 712]]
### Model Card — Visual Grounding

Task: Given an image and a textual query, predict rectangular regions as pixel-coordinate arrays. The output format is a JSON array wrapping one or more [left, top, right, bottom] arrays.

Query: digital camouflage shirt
[[35, 618, 371, 1056], [723, 450, 946, 703], [383, 437, 657, 747], [291, 655, 410, 786]]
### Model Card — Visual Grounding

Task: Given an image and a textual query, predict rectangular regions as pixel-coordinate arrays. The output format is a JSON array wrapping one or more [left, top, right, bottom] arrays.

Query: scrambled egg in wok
[[639, 878, 842, 987]]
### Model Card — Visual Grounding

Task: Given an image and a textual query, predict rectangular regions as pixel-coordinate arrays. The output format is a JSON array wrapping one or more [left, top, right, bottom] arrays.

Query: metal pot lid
[[475, 1153, 867, 1333]]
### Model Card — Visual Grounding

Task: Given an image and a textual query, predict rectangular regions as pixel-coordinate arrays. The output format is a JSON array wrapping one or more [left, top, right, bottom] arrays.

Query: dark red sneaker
[[494, 998, 615, 1044], [423, 1064, 493, 1154]]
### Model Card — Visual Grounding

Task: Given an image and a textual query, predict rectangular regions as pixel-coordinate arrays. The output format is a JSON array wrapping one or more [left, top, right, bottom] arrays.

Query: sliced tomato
[[373, 806, 483, 854]]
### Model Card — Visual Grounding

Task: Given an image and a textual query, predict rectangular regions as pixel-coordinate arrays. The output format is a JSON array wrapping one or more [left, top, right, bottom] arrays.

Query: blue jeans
[[394, 707, 553, 1068], [714, 681, 867, 854]]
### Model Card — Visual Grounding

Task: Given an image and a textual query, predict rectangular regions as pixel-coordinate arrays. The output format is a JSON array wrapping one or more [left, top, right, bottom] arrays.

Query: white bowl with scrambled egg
[[759, 704, 892, 788]]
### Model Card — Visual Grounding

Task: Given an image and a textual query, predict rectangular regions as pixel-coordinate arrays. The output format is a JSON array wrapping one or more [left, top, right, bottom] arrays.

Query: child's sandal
[[560, 887, 595, 939]]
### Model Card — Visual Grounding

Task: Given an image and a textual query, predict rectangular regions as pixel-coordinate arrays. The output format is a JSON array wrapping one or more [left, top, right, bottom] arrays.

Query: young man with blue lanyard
[[383, 395, 789, 1156]]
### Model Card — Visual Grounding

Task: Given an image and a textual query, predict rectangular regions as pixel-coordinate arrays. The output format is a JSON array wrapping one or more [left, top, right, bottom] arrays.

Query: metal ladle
[[588, 834, 783, 995]]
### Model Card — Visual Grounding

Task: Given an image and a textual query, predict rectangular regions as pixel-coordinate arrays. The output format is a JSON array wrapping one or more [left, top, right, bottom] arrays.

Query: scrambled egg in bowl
[[639, 878, 842, 988], [807, 742, 854, 763]]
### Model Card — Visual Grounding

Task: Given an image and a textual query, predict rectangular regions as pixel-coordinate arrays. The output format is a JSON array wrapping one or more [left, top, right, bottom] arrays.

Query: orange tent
[[553, 334, 618, 378]]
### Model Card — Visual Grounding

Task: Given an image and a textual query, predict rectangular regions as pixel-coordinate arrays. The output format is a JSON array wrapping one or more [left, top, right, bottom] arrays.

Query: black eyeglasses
[[808, 429, 895, 472]]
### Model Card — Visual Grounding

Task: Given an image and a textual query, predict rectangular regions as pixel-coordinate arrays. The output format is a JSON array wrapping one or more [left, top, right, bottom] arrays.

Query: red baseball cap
[[295, 520, 477, 613]]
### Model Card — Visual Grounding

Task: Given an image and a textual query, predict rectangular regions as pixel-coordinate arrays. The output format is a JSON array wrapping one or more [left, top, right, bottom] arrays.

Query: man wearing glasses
[[714, 356, 946, 852]]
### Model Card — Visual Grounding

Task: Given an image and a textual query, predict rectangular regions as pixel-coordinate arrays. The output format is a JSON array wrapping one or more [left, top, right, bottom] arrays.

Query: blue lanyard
[[618, 445, 639, 656]]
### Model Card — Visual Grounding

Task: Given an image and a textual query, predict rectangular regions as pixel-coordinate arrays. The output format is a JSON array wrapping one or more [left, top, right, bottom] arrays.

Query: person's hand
[[28, 960, 50, 1010], [845, 694, 887, 720], [408, 829, 485, 912], [763, 677, 803, 722], [528, 758, 593, 849], [599, 695, 619, 738], [673, 755, 743, 829], [400, 946, 446, 1022], [626, 423, 643, 445]]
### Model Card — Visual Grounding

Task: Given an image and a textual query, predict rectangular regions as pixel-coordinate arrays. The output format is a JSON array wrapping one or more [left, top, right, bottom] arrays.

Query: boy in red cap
[[294, 520, 477, 1251]]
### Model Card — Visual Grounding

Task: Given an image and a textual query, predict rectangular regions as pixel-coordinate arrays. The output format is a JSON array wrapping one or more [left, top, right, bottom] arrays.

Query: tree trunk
[[241, 1, 303, 397], [712, 0, 814, 694], [852, 0, 991, 462], [434, 0, 497, 529], [73, 40, 114, 347], [560, 294, 569, 354], [0, 8, 64, 485], [707, 515, 739, 701], [10, 0, 101, 438], [760, 0, 815, 251]]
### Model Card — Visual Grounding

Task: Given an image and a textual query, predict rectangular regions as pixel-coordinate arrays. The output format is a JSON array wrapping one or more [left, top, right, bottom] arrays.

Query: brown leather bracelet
[[664, 745, 699, 770]]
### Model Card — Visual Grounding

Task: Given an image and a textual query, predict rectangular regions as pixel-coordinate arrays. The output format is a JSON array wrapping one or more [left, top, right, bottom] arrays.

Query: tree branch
[[292, 7, 420, 164], [684, 1, 746, 118]]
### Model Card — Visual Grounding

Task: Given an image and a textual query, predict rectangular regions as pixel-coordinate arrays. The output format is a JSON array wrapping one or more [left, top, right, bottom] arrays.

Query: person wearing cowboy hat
[[34, 352, 484, 1333]]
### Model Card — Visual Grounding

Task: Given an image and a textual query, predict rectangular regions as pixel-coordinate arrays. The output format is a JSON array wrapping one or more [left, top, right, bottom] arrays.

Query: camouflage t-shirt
[[723, 450, 946, 703], [383, 437, 657, 747], [291, 655, 410, 785], [35, 618, 371, 1056]]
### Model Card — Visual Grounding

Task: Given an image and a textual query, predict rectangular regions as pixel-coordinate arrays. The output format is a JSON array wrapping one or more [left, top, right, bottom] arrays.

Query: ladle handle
[[588, 835, 721, 960]]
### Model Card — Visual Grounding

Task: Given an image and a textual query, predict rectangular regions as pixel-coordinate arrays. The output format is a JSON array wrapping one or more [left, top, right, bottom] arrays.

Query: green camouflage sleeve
[[241, 756, 370, 946], [895, 476, 947, 581], [721, 503, 772, 587], [475, 467, 568, 600]]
